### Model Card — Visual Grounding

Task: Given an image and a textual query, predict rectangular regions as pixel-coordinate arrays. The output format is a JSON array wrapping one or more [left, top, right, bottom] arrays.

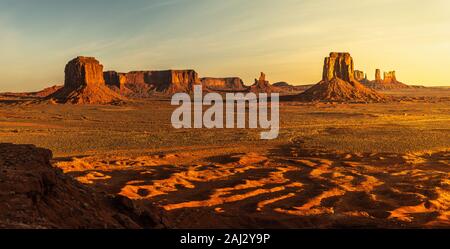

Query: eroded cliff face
[[322, 52, 354, 82], [125, 71, 148, 85], [146, 70, 201, 94], [201, 77, 245, 91], [64, 57, 105, 89], [104, 71, 127, 89], [103, 70, 202, 96]]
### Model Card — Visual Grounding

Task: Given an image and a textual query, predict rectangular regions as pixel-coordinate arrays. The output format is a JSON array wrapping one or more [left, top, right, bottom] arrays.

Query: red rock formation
[[104, 70, 202, 96], [383, 71, 397, 84], [323, 52, 354, 82], [104, 71, 127, 89], [125, 71, 148, 85], [249, 72, 276, 93], [146, 70, 201, 94], [201, 77, 245, 91], [297, 53, 385, 102], [354, 70, 370, 84], [375, 69, 382, 82], [363, 69, 410, 90], [0, 143, 166, 228], [64, 57, 105, 88], [48, 57, 125, 104], [354, 70, 365, 82]]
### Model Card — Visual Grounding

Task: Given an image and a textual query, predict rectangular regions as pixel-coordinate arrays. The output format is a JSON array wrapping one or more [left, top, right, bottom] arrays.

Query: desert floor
[[0, 89, 449, 228]]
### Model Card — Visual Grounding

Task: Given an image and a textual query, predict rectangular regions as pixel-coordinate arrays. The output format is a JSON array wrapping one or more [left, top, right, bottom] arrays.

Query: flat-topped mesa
[[201, 77, 245, 91], [103, 70, 202, 96], [145, 70, 201, 94], [383, 71, 397, 83], [125, 71, 148, 85], [64, 56, 105, 89], [322, 52, 354, 82]]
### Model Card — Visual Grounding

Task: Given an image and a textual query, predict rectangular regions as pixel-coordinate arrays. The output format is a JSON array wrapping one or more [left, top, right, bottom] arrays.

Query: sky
[[1, 0, 450, 92]]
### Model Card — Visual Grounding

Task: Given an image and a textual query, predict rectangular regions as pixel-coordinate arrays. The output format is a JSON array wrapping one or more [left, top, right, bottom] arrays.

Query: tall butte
[[298, 52, 385, 102], [48, 56, 125, 104]]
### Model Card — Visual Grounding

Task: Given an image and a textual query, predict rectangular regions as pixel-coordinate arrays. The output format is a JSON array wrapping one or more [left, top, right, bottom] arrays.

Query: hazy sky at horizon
[[1, 0, 450, 91]]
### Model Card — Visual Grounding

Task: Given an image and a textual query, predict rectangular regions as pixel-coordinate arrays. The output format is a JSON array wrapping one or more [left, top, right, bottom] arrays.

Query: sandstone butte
[[354, 70, 369, 83], [0, 143, 168, 228], [249, 72, 276, 94], [297, 52, 385, 102], [47, 56, 126, 104], [362, 69, 410, 90]]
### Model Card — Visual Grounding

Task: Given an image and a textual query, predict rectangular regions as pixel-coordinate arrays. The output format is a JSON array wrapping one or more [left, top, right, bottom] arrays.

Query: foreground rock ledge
[[0, 143, 166, 229]]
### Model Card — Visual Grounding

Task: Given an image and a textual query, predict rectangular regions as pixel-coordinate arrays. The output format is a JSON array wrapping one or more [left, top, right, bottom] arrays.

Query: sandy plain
[[0, 88, 449, 228]]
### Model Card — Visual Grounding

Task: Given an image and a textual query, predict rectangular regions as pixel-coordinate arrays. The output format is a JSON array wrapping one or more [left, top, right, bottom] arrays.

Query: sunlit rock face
[[297, 52, 385, 103], [375, 69, 382, 82], [354, 70, 366, 82], [362, 69, 410, 90], [64, 56, 105, 89], [104, 70, 202, 95], [48, 56, 125, 104], [145, 70, 201, 94], [322, 52, 354, 82], [201, 77, 245, 91], [383, 71, 397, 84]]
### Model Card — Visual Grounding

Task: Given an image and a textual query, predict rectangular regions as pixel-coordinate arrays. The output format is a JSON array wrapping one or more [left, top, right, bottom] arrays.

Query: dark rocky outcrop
[[0, 143, 166, 228], [104, 71, 127, 89]]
